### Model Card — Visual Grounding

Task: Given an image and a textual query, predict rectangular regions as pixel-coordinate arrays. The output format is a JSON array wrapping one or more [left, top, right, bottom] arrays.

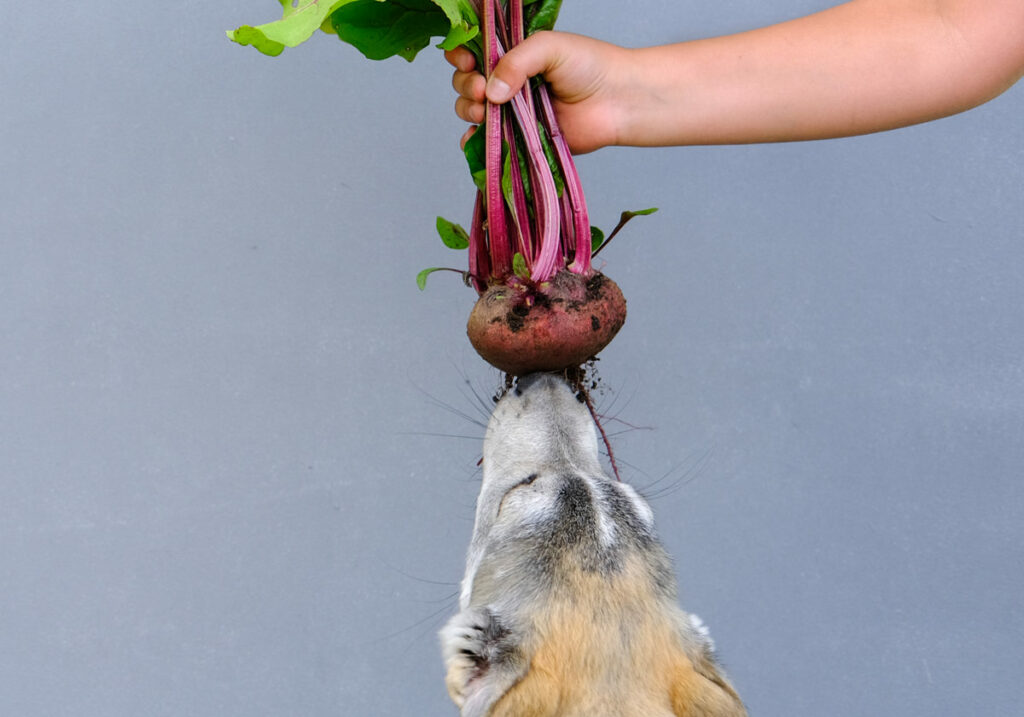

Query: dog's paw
[[440, 608, 493, 706], [440, 607, 519, 708]]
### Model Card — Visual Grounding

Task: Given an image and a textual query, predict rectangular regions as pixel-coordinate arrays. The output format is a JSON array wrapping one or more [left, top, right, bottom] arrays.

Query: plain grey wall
[[2, 1, 1021, 715]]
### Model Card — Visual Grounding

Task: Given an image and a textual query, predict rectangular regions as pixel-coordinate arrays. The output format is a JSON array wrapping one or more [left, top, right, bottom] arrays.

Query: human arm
[[447, 0, 1024, 152]]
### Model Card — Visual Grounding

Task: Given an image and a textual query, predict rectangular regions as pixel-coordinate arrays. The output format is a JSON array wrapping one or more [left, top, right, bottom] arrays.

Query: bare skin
[[447, 0, 1024, 153]]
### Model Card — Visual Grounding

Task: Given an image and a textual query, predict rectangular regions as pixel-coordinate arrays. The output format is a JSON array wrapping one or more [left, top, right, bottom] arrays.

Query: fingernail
[[486, 77, 512, 103]]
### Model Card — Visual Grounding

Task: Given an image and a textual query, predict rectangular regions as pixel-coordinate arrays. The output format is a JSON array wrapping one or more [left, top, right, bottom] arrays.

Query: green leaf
[[592, 207, 660, 257], [512, 252, 530, 280], [536, 122, 565, 197], [416, 267, 444, 290], [432, 0, 479, 50], [590, 225, 605, 252], [623, 207, 658, 219], [463, 125, 487, 193], [227, 0, 358, 57], [436, 216, 470, 249], [501, 141, 514, 210], [229, 0, 480, 59], [330, 0, 451, 62], [525, 0, 563, 35], [329, 0, 479, 62], [438, 22, 479, 51], [416, 266, 468, 289], [514, 134, 534, 206]]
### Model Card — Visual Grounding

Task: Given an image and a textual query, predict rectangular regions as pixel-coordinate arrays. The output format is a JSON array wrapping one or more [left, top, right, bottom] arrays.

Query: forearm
[[619, 0, 1024, 146]]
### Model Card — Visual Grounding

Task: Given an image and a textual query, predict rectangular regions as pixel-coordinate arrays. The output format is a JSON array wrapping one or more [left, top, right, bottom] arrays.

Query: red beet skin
[[466, 270, 626, 375]]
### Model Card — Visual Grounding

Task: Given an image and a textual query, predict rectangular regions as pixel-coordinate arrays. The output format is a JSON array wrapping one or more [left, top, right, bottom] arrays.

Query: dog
[[440, 373, 746, 716]]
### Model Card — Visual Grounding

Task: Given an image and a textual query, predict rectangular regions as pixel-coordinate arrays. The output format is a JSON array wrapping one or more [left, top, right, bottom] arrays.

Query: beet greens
[[229, 0, 654, 294]]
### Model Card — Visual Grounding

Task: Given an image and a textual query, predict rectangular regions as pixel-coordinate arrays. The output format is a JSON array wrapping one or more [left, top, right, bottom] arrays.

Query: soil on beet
[[490, 274, 620, 336], [467, 270, 626, 375]]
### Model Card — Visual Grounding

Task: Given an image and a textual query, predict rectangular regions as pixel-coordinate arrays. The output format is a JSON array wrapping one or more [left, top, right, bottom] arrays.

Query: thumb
[[485, 31, 562, 104]]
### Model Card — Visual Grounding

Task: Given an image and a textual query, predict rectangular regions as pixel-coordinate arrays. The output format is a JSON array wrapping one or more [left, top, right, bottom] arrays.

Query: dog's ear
[[669, 654, 747, 717]]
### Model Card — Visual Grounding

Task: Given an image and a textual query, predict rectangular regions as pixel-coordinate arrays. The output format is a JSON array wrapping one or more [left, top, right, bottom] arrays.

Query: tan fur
[[441, 374, 746, 717], [491, 554, 745, 717]]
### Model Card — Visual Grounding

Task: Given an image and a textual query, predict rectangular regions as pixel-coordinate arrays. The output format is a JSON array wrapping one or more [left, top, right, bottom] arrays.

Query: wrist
[[611, 45, 690, 147]]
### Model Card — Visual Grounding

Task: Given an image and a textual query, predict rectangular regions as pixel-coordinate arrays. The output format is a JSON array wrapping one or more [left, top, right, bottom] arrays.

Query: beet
[[426, 3, 654, 374], [467, 270, 626, 375]]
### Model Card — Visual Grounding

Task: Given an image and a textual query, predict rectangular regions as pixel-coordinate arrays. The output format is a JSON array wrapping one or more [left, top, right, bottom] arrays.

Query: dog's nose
[[513, 373, 544, 395], [514, 372, 565, 396]]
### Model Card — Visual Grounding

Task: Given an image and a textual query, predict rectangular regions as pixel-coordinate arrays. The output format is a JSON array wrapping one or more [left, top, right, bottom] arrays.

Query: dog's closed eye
[[497, 474, 541, 514], [516, 473, 539, 488]]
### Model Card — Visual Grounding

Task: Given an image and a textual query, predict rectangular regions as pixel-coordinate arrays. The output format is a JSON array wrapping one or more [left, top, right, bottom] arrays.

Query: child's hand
[[445, 31, 634, 154], [447, 3, 1024, 151]]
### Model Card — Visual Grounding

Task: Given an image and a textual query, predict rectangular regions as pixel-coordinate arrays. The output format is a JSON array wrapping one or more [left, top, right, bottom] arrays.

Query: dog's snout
[[513, 373, 543, 395], [514, 372, 565, 396]]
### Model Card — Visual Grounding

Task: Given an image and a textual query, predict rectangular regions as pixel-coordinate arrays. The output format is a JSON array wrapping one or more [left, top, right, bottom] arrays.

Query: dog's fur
[[440, 373, 746, 717]]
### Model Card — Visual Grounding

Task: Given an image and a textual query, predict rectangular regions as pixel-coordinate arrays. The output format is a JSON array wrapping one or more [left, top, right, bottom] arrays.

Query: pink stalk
[[491, 0, 510, 47], [505, 0, 561, 280], [509, 0, 525, 44], [498, 0, 534, 269], [482, 0, 510, 277], [471, 0, 592, 286], [558, 183, 576, 261], [537, 85, 592, 275], [494, 43, 561, 283], [468, 190, 489, 291], [503, 111, 534, 265]]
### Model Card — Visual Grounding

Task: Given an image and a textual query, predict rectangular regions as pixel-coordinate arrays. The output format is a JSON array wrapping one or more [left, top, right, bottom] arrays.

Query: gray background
[[2, 1, 1021, 715]]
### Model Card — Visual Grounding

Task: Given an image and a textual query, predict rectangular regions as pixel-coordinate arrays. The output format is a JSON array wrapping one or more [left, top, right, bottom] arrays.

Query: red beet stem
[[537, 85, 591, 275], [496, 43, 561, 284], [482, 0, 510, 277], [467, 0, 594, 289], [467, 190, 490, 292]]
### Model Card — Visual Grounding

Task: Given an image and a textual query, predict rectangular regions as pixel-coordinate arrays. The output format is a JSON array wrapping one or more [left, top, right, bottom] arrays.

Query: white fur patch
[[618, 481, 655, 530], [689, 613, 717, 653], [589, 477, 619, 548]]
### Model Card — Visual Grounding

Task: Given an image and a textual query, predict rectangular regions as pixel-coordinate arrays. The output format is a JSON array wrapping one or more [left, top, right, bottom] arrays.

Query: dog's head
[[445, 373, 747, 716], [460, 373, 658, 609]]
